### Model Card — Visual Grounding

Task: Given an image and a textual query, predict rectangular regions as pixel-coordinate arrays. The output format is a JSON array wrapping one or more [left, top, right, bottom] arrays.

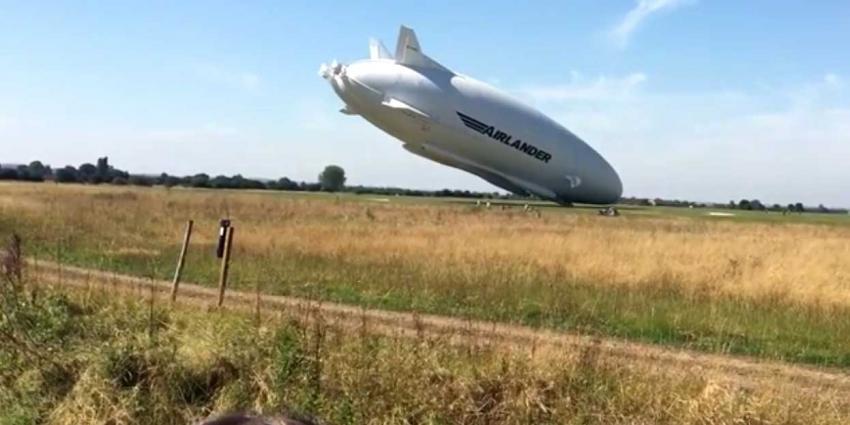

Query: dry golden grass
[[4, 182, 848, 307], [2, 181, 850, 365]]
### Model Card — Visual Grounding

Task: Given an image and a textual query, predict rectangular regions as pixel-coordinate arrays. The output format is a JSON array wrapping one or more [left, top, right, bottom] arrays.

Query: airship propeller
[[318, 63, 329, 79], [318, 60, 344, 80]]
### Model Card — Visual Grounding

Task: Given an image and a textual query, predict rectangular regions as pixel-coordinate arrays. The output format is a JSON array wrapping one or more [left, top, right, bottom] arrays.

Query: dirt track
[[28, 259, 850, 397]]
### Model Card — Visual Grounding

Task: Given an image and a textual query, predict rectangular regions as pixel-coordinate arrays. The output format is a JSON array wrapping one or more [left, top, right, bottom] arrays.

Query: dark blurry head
[[200, 412, 317, 425]]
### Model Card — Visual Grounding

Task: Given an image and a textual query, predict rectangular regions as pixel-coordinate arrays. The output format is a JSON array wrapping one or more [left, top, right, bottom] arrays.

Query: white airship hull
[[322, 27, 622, 205]]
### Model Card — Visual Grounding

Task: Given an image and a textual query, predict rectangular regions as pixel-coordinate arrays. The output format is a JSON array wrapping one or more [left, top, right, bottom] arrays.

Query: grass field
[[3, 280, 849, 424], [2, 182, 850, 367]]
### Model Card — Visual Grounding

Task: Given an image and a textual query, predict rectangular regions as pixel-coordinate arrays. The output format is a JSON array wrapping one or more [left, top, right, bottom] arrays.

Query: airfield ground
[[2, 181, 850, 423], [1, 182, 849, 367]]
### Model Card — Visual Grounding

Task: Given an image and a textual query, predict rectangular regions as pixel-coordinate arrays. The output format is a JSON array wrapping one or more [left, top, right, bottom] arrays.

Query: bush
[[128, 175, 154, 187]]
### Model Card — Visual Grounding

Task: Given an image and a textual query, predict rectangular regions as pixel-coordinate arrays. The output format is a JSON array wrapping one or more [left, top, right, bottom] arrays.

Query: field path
[[28, 258, 850, 397]]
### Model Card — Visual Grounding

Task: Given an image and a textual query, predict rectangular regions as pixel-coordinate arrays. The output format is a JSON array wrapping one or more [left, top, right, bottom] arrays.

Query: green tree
[[96, 156, 109, 180], [15, 165, 32, 180], [159, 173, 180, 188], [78, 163, 97, 182], [54, 166, 79, 183], [318, 165, 346, 192], [750, 199, 765, 211], [27, 161, 47, 179], [128, 175, 153, 186], [190, 173, 210, 188], [274, 177, 299, 191], [0, 167, 18, 180]]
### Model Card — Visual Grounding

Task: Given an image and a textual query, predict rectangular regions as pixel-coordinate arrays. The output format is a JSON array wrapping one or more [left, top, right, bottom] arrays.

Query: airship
[[319, 26, 622, 205]]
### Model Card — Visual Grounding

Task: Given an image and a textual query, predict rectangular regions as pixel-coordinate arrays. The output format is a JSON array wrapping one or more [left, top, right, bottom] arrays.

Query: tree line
[[619, 196, 847, 214], [0, 158, 519, 200], [2, 158, 846, 212]]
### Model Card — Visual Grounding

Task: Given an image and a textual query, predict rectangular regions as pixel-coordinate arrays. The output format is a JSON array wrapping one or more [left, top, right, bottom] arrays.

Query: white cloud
[[194, 64, 262, 91], [610, 0, 694, 48]]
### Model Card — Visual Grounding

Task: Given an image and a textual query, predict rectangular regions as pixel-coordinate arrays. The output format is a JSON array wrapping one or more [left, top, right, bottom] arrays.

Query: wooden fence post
[[170, 220, 193, 302], [217, 226, 235, 307], [255, 276, 262, 328]]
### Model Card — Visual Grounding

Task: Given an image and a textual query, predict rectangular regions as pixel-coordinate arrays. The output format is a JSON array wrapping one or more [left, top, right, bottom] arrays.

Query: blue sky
[[2, 1, 849, 205]]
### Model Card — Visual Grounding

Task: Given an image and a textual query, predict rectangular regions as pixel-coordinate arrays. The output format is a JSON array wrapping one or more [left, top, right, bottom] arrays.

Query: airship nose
[[602, 163, 623, 203], [325, 62, 387, 107], [583, 153, 622, 204]]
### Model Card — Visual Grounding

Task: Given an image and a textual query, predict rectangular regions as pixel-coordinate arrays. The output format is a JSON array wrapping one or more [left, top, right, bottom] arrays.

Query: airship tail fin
[[369, 38, 394, 60], [395, 25, 451, 72]]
